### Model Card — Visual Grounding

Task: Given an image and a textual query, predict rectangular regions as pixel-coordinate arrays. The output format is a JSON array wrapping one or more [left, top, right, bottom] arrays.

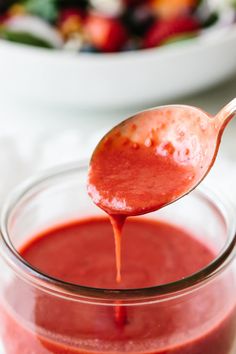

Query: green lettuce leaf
[[0, 28, 54, 48], [23, 0, 58, 22]]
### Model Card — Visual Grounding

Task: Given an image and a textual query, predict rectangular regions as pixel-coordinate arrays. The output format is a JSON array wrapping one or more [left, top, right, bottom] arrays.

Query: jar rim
[[0, 162, 236, 303]]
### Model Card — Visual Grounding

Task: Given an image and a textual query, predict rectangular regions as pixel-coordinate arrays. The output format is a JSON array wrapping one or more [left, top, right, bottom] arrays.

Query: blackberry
[[57, 0, 88, 10], [122, 5, 155, 36], [0, 0, 15, 14]]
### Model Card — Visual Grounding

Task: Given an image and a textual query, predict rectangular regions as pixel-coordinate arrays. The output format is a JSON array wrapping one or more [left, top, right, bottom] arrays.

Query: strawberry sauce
[[1, 217, 236, 353]]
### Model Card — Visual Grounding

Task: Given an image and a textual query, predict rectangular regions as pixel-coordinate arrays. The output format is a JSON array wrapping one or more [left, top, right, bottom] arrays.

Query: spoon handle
[[215, 98, 236, 130]]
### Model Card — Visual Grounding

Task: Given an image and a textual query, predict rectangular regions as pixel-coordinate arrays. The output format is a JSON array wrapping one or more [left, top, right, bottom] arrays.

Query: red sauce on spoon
[[88, 101, 236, 281]]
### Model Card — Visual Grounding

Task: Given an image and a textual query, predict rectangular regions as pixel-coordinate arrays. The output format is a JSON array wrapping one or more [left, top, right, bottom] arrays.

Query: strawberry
[[143, 16, 200, 48], [85, 13, 127, 52], [149, 0, 198, 20]]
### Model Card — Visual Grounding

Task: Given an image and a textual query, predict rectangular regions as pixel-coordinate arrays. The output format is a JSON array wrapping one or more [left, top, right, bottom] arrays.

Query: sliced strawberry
[[85, 13, 127, 52], [143, 16, 200, 48]]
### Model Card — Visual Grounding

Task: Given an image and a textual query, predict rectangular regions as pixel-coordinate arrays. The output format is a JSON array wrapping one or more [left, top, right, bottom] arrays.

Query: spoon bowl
[[88, 99, 236, 216]]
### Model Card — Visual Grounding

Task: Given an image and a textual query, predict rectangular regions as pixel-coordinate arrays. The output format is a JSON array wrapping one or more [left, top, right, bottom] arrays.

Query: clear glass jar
[[0, 163, 236, 354]]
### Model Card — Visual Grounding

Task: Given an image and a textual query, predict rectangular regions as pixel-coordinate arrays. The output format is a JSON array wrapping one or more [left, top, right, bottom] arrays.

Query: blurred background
[[0, 0, 235, 205]]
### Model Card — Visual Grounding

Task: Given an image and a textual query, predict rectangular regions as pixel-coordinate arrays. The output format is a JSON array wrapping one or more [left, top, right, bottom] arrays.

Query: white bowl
[[0, 25, 236, 110]]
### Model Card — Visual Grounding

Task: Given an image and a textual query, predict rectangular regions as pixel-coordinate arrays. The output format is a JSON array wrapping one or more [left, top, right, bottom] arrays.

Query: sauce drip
[[109, 215, 126, 283]]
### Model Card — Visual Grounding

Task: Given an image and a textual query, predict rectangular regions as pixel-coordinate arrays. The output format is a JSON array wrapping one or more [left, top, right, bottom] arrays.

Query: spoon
[[87, 98, 236, 326], [88, 98, 236, 217]]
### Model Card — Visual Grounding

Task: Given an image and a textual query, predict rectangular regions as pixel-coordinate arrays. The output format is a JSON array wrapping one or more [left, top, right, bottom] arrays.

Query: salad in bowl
[[0, 0, 235, 53], [0, 0, 236, 110]]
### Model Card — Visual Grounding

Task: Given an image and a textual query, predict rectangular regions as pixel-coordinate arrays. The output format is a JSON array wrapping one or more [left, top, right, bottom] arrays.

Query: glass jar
[[0, 163, 236, 354]]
